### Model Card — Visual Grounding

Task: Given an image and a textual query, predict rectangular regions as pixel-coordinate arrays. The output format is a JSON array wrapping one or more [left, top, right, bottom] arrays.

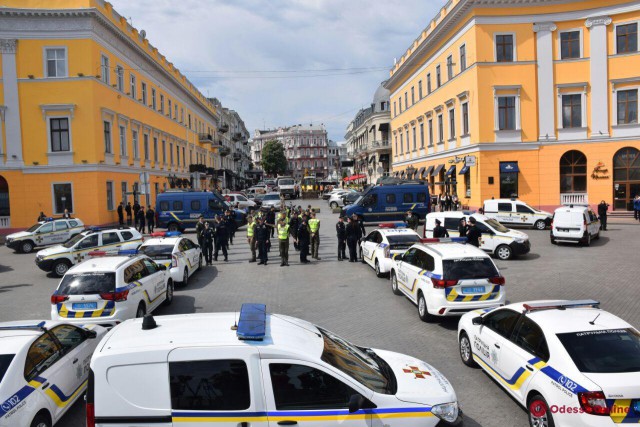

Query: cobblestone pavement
[[1, 203, 639, 427]]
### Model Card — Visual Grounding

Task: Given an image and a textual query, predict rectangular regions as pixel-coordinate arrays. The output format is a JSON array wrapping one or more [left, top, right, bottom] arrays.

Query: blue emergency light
[[165, 231, 182, 237], [378, 222, 408, 229], [117, 249, 139, 256], [236, 303, 267, 341]]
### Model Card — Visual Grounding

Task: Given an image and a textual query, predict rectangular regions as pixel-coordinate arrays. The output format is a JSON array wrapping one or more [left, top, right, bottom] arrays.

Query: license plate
[[72, 302, 97, 310], [461, 286, 485, 294]]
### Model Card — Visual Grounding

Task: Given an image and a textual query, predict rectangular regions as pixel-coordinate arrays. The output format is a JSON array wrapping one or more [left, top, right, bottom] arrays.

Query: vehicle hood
[[373, 348, 456, 406], [506, 229, 529, 240], [36, 245, 69, 257], [537, 210, 552, 217], [582, 371, 640, 400], [5, 231, 31, 240]]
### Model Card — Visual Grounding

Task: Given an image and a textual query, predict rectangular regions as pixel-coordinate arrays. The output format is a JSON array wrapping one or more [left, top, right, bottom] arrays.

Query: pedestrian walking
[[297, 216, 311, 264], [117, 203, 124, 225], [634, 195, 640, 221], [277, 219, 290, 267], [255, 216, 270, 265], [289, 211, 300, 251], [336, 216, 347, 261], [458, 218, 469, 237], [145, 206, 155, 233], [406, 210, 419, 231], [195, 216, 206, 248], [203, 222, 214, 265], [246, 214, 257, 263], [598, 200, 609, 231], [125, 202, 132, 226], [433, 219, 449, 238], [309, 212, 321, 260], [467, 217, 481, 247], [213, 215, 228, 262], [346, 216, 362, 262], [136, 207, 146, 234]]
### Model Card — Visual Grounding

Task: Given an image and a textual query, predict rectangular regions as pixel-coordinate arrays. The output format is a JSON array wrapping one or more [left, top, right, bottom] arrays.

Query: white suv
[[35, 227, 142, 277], [138, 232, 202, 287], [50, 253, 173, 327], [5, 218, 84, 253], [390, 240, 506, 321]]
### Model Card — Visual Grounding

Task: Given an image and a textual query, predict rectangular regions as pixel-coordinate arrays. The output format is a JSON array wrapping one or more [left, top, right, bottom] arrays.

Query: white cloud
[[109, 0, 443, 140]]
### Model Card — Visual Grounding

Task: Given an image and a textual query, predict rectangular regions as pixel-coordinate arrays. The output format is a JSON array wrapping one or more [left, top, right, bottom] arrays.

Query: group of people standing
[[335, 213, 367, 262], [117, 202, 155, 233], [195, 209, 238, 265], [436, 193, 459, 212], [432, 216, 482, 247]]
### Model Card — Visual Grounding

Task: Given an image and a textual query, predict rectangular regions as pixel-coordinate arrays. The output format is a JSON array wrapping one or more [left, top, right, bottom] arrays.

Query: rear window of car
[[557, 328, 640, 373], [139, 245, 174, 259], [0, 354, 14, 385], [264, 194, 280, 200], [386, 235, 421, 246], [57, 272, 116, 295], [443, 258, 499, 280]]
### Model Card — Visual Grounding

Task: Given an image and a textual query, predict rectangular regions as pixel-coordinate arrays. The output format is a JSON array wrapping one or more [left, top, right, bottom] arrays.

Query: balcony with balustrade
[[560, 193, 588, 205]]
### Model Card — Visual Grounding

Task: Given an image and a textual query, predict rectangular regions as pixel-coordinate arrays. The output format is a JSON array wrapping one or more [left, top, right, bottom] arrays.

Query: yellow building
[[0, 0, 228, 230], [386, 0, 640, 212]]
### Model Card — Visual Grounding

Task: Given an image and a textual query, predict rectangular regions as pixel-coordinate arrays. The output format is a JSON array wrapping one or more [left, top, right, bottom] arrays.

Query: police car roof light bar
[[150, 232, 167, 238], [165, 231, 182, 237], [117, 249, 139, 256], [0, 321, 47, 332], [378, 222, 407, 229], [236, 303, 267, 341], [523, 299, 600, 314], [421, 237, 468, 244]]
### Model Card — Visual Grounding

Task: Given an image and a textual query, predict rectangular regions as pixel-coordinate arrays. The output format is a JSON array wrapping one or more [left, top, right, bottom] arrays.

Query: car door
[[497, 203, 514, 224], [515, 204, 535, 226], [141, 258, 166, 311], [182, 239, 199, 274], [36, 222, 55, 246], [262, 360, 371, 427], [396, 248, 421, 297], [361, 231, 379, 267], [588, 210, 600, 236], [100, 231, 122, 251], [51, 221, 71, 245], [72, 234, 100, 264], [472, 309, 521, 385], [497, 316, 549, 403], [475, 222, 497, 253]]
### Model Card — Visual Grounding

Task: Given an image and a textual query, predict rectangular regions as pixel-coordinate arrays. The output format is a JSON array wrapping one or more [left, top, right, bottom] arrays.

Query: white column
[[533, 22, 557, 141], [586, 16, 612, 138], [1, 39, 24, 166]]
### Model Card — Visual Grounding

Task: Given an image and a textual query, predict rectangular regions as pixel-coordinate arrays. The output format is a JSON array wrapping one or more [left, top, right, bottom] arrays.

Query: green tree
[[261, 140, 287, 176]]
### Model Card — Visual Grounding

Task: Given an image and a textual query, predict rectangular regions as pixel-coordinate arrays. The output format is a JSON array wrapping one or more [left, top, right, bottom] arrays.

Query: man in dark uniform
[[289, 211, 300, 251], [125, 202, 132, 226], [406, 210, 419, 231], [202, 221, 214, 265], [433, 219, 449, 238], [136, 206, 146, 234], [146, 206, 155, 233], [598, 200, 609, 231], [213, 215, 228, 262], [117, 203, 124, 225], [458, 218, 469, 237], [224, 209, 237, 245], [195, 216, 206, 248], [266, 207, 277, 239], [297, 215, 311, 264], [133, 201, 141, 228], [336, 216, 347, 261], [255, 216, 270, 265], [346, 216, 362, 262], [37, 212, 47, 222], [351, 214, 366, 261], [466, 217, 481, 247]]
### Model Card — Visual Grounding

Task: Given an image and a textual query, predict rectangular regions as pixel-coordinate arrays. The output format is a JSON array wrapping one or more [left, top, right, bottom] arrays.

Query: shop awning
[[425, 165, 434, 177], [432, 164, 444, 176], [459, 165, 470, 175], [445, 165, 456, 176], [500, 162, 519, 173], [342, 174, 367, 182], [417, 167, 426, 179]]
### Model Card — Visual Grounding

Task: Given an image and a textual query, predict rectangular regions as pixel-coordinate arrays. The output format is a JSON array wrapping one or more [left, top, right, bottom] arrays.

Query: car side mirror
[[472, 316, 484, 326], [84, 329, 98, 339], [348, 394, 376, 413], [158, 264, 167, 271]]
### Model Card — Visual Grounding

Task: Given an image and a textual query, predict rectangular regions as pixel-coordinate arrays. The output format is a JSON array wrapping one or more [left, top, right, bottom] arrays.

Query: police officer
[[136, 207, 146, 234], [277, 218, 290, 267], [336, 215, 347, 261], [133, 201, 140, 227], [213, 215, 228, 262], [458, 218, 469, 237], [598, 200, 609, 231], [433, 219, 449, 238], [309, 212, 321, 260], [202, 221, 214, 265], [297, 215, 311, 264], [255, 216, 270, 265], [351, 214, 366, 261], [37, 211, 47, 222], [224, 209, 236, 245], [246, 214, 257, 263], [266, 207, 277, 239], [117, 203, 124, 225], [346, 216, 362, 262], [406, 210, 419, 231], [467, 217, 481, 247], [289, 211, 300, 251], [146, 205, 155, 233], [195, 216, 206, 248], [125, 202, 132, 226]]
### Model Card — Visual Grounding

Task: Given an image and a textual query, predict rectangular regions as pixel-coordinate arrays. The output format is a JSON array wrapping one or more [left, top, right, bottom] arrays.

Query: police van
[[483, 199, 552, 230], [156, 190, 247, 232], [5, 218, 84, 254], [343, 184, 430, 223], [87, 304, 463, 427], [550, 205, 600, 246]]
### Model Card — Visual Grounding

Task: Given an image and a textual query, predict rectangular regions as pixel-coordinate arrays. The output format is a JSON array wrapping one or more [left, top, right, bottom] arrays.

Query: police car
[[390, 239, 506, 322], [138, 232, 202, 287], [5, 218, 84, 254], [0, 320, 106, 427], [458, 300, 640, 427], [360, 223, 422, 277], [35, 227, 143, 277], [50, 251, 173, 327], [87, 303, 463, 427]]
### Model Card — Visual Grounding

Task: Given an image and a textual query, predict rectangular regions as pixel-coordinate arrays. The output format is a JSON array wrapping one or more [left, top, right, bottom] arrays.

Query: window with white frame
[[419, 122, 425, 148], [497, 97, 517, 130], [170, 142, 174, 165], [45, 48, 67, 78], [437, 114, 444, 143], [449, 107, 456, 139], [151, 88, 157, 109], [100, 55, 110, 84], [427, 73, 432, 93], [162, 140, 167, 163], [141, 82, 147, 104], [447, 55, 454, 80], [399, 133, 404, 154], [462, 102, 469, 135], [160, 94, 165, 114], [52, 183, 73, 214], [119, 125, 127, 157], [405, 129, 410, 152], [130, 73, 137, 98], [143, 134, 150, 161], [412, 127, 417, 151], [174, 104, 178, 120], [428, 118, 433, 146], [168, 99, 173, 118], [106, 181, 114, 211], [103, 121, 112, 153], [436, 66, 441, 87], [49, 118, 70, 152], [115, 66, 124, 91], [460, 44, 467, 71], [153, 137, 158, 162], [616, 23, 638, 54], [617, 89, 638, 125], [560, 30, 581, 59], [418, 81, 423, 99], [495, 34, 515, 62], [132, 129, 139, 159], [561, 94, 583, 128]]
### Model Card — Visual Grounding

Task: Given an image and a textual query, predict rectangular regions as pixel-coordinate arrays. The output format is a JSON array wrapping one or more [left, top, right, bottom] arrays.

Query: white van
[[483, 198, 552, 230], [551, 205, 600, 246], [425, 211, 530, 260]]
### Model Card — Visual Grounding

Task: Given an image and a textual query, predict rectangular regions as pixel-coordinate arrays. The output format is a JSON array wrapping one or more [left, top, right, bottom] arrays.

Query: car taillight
[[172, 254, 178, 268], [51, 294, 69, 304], [488, 276, 506, 285], [431, 278, 458, 288], [578, 391, 609, 416], [100, 290, 129, 302]]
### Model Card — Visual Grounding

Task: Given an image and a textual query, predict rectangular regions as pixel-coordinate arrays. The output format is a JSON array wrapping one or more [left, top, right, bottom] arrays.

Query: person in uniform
[[266, 207, 277, 239], [37, 212, 47, 222], [213, 215, 228, 262], [336, 215, 347, 261], [433, 219, 449, 238], [458, 218, 469, 237], [289, 211, 300, 251], [277, 218, 290, 267], [466, 217, 481, 247], [297, 215, 311, 264], [255, 216, 270, 265], [406, 210, 419, 231], [117, 203, 124, 225], [202, 221, 214, 265], [136, 207, 146, 234], [351, 214, 366, 260], [246, 214, 257, 263], [195, 216, 206, 248], [598, 200, 609, 231], [146, 206, 155, 233], [125, 202, 132, 226], [309, 212, 321, 260], [346, 216, 362, 262], [133, 202, 140, 228], [224, 209, 237, 245]]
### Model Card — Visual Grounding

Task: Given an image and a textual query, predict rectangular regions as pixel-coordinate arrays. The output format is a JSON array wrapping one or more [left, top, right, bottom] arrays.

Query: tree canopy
[[261, 140, 287, 176]]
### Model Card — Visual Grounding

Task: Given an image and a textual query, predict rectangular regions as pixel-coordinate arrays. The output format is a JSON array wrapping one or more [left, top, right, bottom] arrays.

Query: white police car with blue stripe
[[360, 223, 422, 277], [138, 231, 202, 287]]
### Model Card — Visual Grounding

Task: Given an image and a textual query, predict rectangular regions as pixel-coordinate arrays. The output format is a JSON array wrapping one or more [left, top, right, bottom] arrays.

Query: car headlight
[[431, 401, 459, 423], [514, 238, 525, 243], [5, 238, 11, 243]]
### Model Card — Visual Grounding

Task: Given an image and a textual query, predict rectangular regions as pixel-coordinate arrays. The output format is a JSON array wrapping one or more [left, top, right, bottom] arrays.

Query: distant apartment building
[[251, 124, 330, 180]]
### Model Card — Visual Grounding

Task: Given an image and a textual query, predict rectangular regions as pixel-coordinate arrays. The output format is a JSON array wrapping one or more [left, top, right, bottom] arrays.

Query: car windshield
[[387, 234, 421, 245], [443, 258, 500, 280], [353, 196, 363, 205], [0, 354, 14, 385], [485, 219, 510, 233], [279, 179, 294, 185], [63, 233, 86, 248], [557, 328, 640, 373], [139, 244, 174, 259], [26, 223, 42, 232], [57, 272, 116, 295], [264, 194, 280, 200], [255, 194, 266, 201], [318, 327, 396, 395]]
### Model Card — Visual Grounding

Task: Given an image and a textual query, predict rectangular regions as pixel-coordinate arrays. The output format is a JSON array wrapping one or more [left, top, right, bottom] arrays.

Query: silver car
[[260, 192, 282, 211]]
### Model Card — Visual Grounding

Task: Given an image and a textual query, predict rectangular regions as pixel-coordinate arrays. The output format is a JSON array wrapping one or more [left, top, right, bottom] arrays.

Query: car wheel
[[390, 271, 402, 295], [330, 201, 338, 209], [21, 240, 35, 254], [53, 260, 71, 277], [584, 232, 591, 247], [374, 259, 384, 278], [534, 220, 546, 230], [528, 394, 555, 427], [136, 303, 146, 318], [496, 244, 512, 260], [418, 292, 436, 322], [163, 280, 174, 306], [30, 412, 51, 427], [168, 223, 179, 232], [459, 332, 478, 367], [181, 268, 189, 287]]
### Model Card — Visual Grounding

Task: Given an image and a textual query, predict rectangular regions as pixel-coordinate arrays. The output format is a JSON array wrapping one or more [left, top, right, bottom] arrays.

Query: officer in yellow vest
[[277, 218, 290, 267], [309, 212, 321, 260], [246, 214, 257, 263]]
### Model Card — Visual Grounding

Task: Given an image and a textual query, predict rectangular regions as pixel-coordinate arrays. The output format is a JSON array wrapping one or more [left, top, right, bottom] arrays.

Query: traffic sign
[[465, 156, 476, 166]]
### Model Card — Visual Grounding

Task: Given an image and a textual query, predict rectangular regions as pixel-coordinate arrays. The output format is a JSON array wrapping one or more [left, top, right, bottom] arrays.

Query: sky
[[109, 0, 443, 142]]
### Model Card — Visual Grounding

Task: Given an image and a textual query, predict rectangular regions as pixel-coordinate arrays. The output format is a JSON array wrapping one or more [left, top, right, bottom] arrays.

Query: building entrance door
[[613, 147, 640, 211]]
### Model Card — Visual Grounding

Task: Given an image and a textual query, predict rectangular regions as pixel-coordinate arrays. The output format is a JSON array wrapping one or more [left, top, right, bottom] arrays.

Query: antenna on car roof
[[589, 313, 601, 326], [231, 311, 238, 331]]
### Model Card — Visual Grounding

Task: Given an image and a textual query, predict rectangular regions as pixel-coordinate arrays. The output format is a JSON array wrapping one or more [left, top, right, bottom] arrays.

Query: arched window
[[560, 150, 587, 193]]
